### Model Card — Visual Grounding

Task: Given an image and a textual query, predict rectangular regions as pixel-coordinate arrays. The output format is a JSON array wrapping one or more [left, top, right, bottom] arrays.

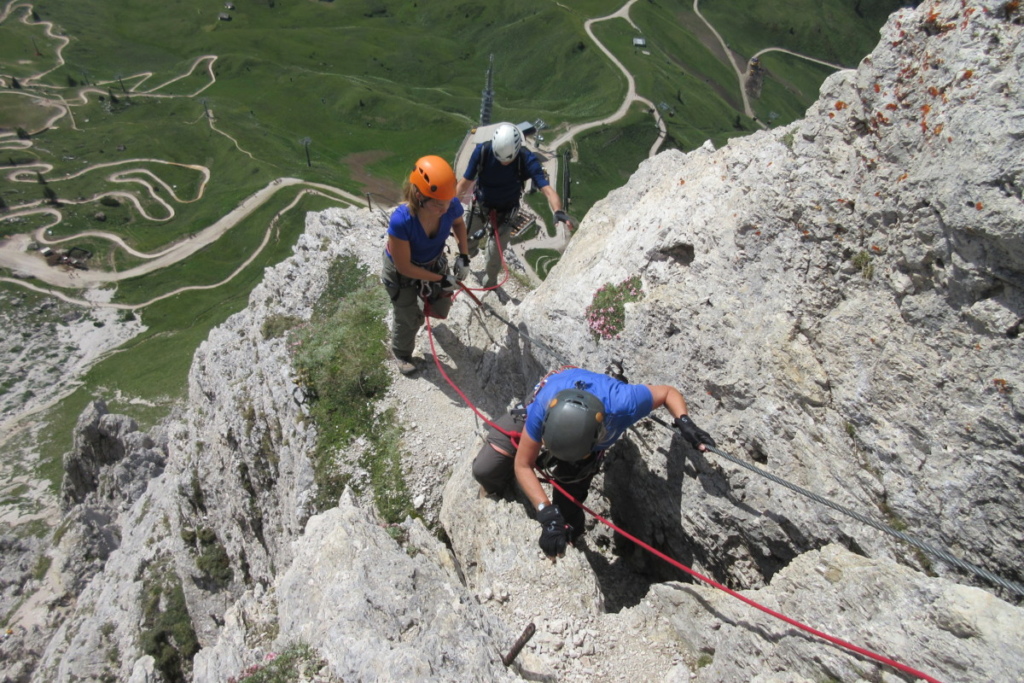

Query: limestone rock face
[[60, 400, 162, 509], [521, 0, 1024, 596], [648, 543, 1024, 683], [13, 1, 1024, 682]]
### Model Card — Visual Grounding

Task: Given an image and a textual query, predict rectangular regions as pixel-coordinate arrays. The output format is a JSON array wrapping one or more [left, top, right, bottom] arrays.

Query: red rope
[[419, 291, 942, 682], [422, 301, 519, 442], [546, 479, 945, 683], [460, 210, 510, 295]]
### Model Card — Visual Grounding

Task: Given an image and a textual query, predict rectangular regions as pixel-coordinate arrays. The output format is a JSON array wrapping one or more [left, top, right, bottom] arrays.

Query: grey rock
[[11, 1, 1024, 682]]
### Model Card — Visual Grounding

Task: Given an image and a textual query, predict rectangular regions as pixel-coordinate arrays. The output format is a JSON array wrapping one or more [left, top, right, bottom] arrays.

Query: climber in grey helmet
[[456, 122, 575, 288], [541, 388, 607, 463], [471, 368, 716, 559]]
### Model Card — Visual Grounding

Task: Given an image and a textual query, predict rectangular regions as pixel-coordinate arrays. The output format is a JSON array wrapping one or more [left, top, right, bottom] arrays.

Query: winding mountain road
[[0, 0, 842, 308], [0, 177, 364, 301], [546, 0, 667, 157]]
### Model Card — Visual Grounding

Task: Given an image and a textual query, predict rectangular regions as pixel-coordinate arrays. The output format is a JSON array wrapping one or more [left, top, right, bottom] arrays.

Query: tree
[[301, 137, 312, 167], [43, 186, 57, 205], [16, 128, 29, 140], [10, 77, 20, 89], [36, 171, 46, 184], [0, 194, 7, 212]]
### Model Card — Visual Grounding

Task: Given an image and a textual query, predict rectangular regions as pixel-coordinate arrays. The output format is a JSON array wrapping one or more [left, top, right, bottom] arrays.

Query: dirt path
[[0, 177, 365, 297], [547, 0, 666, 155], [749, 46, 845, 70]]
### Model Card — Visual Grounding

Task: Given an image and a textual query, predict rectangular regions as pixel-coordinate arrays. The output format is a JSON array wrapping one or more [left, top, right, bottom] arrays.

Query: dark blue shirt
[[463, 142, 550, 210]]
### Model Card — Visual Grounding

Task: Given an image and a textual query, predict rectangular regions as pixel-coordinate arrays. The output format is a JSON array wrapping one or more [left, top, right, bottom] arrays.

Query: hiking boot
[[392, 352, 418, 375]]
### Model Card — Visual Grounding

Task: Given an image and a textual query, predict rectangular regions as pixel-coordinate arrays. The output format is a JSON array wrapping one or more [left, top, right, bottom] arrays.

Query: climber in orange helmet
[[381, 155, 471, 375]]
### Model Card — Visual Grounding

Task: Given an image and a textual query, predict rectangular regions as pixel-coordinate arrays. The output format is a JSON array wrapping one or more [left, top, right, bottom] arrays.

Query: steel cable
[[646, 413, 1024, 597]]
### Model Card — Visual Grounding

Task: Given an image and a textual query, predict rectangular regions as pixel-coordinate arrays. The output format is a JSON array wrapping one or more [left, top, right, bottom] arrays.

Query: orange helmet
[[409, 155, 456, 201]]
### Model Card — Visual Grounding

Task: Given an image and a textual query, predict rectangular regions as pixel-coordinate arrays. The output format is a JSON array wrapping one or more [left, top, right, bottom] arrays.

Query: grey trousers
[[466, 205, 516, 287], [381, 252, 453, 357], [473, 412, 595, 537], [472, 413, 520, 494]]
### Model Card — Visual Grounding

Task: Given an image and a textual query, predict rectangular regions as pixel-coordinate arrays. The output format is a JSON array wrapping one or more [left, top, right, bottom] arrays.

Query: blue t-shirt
[[463, 142, 550, 210], [525, 369, 654, 451], [387, 199, 464, 266]]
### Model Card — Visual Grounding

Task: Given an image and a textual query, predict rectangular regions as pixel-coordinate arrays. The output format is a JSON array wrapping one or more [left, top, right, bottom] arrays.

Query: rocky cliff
[[4, 1, 1022, 682]]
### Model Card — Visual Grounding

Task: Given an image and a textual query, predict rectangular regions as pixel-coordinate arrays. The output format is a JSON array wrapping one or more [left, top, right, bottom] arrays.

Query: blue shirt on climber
[[386, 199, 465, 266], [463, 142, 550, 210], [525, 368, 655, 453]]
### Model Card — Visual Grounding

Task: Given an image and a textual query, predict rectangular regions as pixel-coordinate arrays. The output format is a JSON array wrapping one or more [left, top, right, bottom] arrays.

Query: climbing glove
[[439, 273, 458, 292], [537, 505, 570, 558], [553, 210, 574, 230], [674, 415, 716, 450], [454, 253, 471, 281], [421, 274, 458, 299]]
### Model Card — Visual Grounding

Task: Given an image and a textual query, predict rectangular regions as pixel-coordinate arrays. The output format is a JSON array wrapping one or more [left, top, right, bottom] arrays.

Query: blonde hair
[[402, 180, 423, 217]]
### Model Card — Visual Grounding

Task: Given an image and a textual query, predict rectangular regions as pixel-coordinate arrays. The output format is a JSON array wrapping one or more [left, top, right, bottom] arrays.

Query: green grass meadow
[[698, 0, 903, 67], [2, 0, 901, 499]]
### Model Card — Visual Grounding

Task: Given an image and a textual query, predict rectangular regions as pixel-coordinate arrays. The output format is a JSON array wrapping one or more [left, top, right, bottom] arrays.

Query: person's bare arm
[[648, 384, 715, 452], [541, 185, 562, 213], [451, 216, 469, 255], [514, 431, 548, 509], [646, 384, 688, 418], [388, 236, 443, 282], [455, 177, 475, 203]]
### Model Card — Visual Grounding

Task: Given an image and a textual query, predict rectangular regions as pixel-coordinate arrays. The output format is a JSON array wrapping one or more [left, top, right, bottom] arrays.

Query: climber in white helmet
[[455, 122, 575, 288]]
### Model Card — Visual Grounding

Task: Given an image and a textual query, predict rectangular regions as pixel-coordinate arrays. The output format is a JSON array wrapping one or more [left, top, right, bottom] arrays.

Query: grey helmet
[[491, 122, 523, 163], [541, 389, 606, 462]]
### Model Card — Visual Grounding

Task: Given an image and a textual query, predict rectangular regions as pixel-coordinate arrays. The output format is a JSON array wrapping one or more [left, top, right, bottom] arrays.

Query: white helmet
[[491, 123, 523, 163]]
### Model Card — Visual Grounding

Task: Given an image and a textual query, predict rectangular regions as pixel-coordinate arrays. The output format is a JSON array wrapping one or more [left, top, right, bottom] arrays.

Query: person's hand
[[553, 210, 575, 230], [439, 273, 458, 292], [420, 274, 458, 299], [674, 415, 716, 450], [454, 254, 471, 281], [537, 505, 570, 557]]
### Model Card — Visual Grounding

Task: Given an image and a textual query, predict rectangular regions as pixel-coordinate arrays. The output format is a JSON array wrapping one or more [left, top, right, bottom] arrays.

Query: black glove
[[537, 505, 570, 557], [553, 210, 574, 229], [439, 273, 458, 292], [674, 415, 716, 449], [420, 274, 458, 299], [454, 253, 470, 281]]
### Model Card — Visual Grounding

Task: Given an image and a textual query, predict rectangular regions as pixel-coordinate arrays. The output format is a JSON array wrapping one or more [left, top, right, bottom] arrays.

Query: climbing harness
[[546, 478, 946, 683]]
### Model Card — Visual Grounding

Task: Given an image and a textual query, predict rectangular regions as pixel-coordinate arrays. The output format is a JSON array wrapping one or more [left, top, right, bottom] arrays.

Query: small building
[[224, 2, 235, 8], [632, 37, 646, 48], [516, 121, 537, 137], [40, 247, 54, 257], [218, 12, 232, 21]]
